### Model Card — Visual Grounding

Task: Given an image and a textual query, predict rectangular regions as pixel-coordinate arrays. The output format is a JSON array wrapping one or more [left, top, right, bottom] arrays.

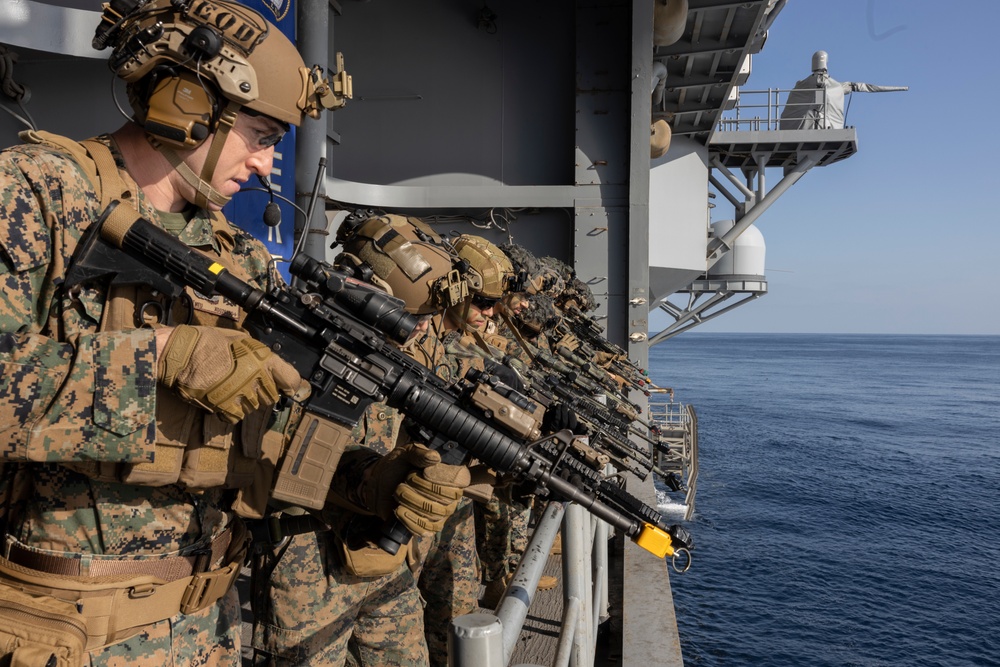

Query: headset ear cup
[[142, 69, 218, 148]]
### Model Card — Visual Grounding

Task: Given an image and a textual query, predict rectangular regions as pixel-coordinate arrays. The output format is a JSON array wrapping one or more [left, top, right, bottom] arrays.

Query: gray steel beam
[[325, 178, 600, 209], [0, 2, 102, 58], [707, 150, 821, 259], [296, 0, 330, 261], [689, 0, 767, 11], [710, 156, 755, 201], [627, 0, 653, 364], [625, 2, 684, 667]]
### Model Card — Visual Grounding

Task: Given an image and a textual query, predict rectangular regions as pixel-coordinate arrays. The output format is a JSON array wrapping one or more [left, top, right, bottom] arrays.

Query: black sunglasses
[[471, 294, 499, 309]]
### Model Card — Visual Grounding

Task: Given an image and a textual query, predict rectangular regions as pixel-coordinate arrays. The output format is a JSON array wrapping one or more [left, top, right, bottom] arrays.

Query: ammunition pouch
[[0, 583, 86, 667], [335, 514, 407, 578], [0, 520, 249, 663], [232, 411, 293, 520]]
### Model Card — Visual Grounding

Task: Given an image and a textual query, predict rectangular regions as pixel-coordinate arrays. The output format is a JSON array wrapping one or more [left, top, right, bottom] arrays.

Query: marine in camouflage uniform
[[0, 133, 284, 664], [255, 219, 465, 666], [410, 318, 485, 667], [473, 249, 569, 596], [253, 401, 430, 667], [472, 319, 534, 593], [0, 2, 342, 664], [405, 233, 523, 666]]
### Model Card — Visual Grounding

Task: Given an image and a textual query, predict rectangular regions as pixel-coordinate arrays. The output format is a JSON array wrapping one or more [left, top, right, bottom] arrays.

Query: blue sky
[[661, 0, 1000, 335]]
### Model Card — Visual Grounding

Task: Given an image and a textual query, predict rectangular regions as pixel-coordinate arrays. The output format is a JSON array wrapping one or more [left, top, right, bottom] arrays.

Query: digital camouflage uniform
[[405, 325, 484, 667], [0, 136, 281, 665], [254, 400, 429, 666], [474, 482, 531, 587], [258, 221, 470, 667]]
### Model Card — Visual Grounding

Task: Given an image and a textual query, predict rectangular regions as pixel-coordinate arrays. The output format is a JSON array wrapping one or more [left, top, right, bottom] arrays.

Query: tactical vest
[[403, 331, 442, 372], [20, 131, 274, 491]]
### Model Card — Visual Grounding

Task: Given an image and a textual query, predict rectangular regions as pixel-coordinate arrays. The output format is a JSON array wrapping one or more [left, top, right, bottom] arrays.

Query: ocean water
[[649, 334, 1000, 667]]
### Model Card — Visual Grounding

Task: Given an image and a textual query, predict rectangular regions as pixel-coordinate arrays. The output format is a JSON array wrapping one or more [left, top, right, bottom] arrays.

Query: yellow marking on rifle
[[208, 262, 225, 275], [634, 523, 674, 559]]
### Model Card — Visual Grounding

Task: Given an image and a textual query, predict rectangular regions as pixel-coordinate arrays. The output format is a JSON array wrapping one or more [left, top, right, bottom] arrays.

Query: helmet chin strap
[[450, 301, 474, 334], [147, 101, 241, 210]]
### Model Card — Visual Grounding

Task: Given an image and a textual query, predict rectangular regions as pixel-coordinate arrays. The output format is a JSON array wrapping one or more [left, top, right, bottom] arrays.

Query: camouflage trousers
[[87, 588, 241, 666], [253, 530, 428, 667], [474, 492, 532, 584], [409, 497, 479, 667]]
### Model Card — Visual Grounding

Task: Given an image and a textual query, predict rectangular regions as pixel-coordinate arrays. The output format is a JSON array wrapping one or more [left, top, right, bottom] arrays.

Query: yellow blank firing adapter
[[634, 523, 675, 559]]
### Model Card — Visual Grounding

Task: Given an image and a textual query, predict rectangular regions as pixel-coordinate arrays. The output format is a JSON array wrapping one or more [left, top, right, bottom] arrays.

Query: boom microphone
[[259, 174, 282, 228]]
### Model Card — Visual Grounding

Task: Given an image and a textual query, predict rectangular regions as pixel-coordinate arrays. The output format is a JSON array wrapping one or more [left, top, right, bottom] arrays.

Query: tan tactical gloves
[[158, 324, 301, 423], [363, 443, 471, 535]]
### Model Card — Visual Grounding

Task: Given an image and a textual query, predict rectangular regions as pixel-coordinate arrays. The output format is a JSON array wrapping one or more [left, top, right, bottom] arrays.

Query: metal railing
[[648, 400, 698, 521], [716, 87, 831, 132], [449, 498, 612, 667]]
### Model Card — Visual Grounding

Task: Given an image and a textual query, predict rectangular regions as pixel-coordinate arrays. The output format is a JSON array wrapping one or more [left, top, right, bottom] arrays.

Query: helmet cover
[[453, 235, 514, 299], [340, 217, 465, 314], [95, 0, 346, 132]]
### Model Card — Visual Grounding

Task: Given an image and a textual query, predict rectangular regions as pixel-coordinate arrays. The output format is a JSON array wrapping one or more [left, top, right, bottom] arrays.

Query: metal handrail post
[[553, 596, 583, 667], [717, 87, 839, 132], [496, 501, 566, 663], [583, 515, 597, 663], [449, 614, 505, 667], [593, 517, 609, 628], [563, 503, 591, 666]]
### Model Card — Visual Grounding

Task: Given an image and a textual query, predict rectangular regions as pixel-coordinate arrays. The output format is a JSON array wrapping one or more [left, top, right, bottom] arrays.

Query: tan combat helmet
[[93, 0, 351, 208], [452, 235, 515, 300], [336, 211, 443, 248], [383, 213, 443, 245], [337, 216, 467, 315]]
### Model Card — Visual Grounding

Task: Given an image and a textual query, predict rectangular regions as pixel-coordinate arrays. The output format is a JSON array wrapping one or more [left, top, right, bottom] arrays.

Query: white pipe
[[651, 60, 668, 109], [497, 501, 565, 663]]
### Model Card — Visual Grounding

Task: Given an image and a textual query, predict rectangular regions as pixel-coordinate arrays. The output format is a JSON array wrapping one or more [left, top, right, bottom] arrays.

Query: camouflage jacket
[[435, 328, 489, 385], [348, 402, 400, 457], [0, 135, 279, 554]]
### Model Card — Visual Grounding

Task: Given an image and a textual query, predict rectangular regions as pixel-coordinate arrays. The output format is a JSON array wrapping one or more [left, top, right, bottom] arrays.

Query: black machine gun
[[519, 365, 655, 479], [66, 202, 692, 567]]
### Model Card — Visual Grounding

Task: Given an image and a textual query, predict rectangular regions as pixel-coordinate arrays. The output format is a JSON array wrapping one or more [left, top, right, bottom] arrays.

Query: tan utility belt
[[0, 520, 249, 654]]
